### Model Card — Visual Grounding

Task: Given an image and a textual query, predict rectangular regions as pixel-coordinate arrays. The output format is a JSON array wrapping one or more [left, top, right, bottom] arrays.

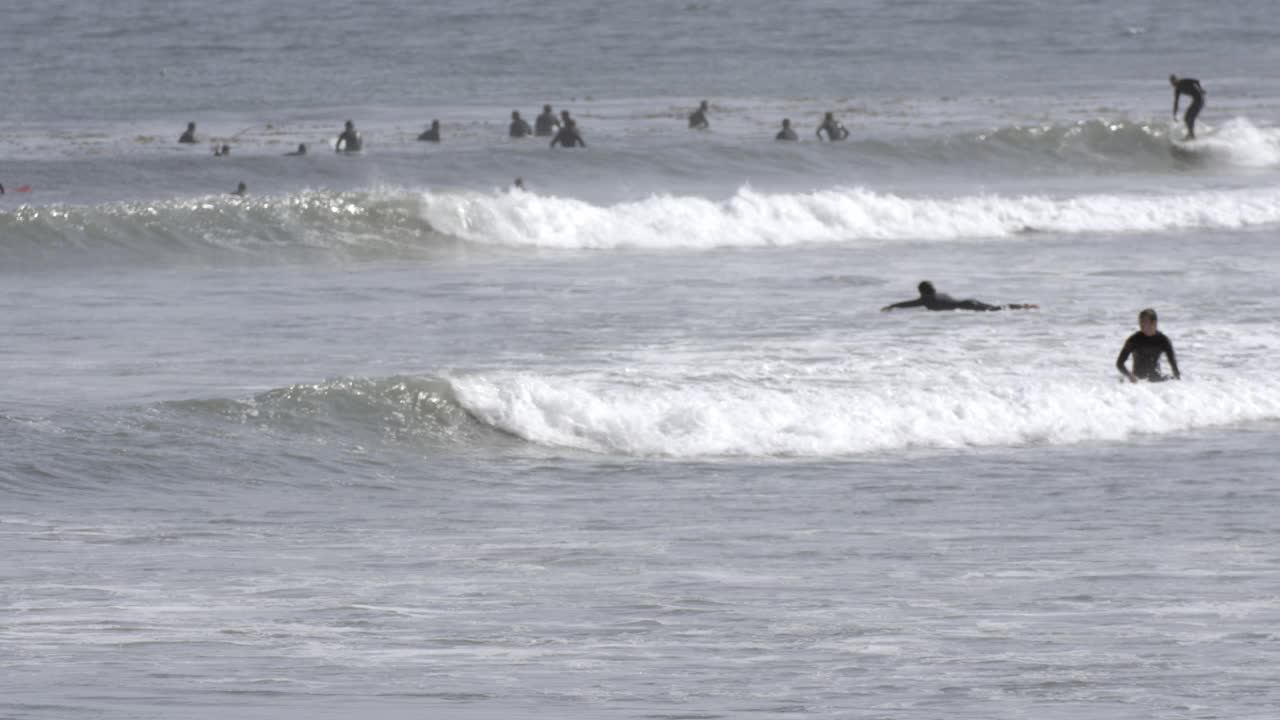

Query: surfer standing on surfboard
[[1170, 74, 1205, 140]]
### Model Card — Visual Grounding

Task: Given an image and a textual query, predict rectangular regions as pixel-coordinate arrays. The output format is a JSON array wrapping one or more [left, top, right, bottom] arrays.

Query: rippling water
[[4, 1, 1280, 718]]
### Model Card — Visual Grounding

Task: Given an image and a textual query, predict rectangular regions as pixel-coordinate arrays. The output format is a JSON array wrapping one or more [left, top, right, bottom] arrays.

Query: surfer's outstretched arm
[[881, 299, 925, 311]]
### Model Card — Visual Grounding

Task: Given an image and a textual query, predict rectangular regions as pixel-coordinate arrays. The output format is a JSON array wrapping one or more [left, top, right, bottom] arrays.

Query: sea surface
[[4, 2, 1280, 718]]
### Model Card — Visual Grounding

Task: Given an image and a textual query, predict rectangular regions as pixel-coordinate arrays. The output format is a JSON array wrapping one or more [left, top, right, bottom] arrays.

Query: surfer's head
[[187, 122, 196, 131], [1139, 308, 1158, 335], [1169, 74, 1178, 86], [781, 118, 791, 128], [512, 110, 520, 119], [544, 104, 552, 113], [344, 120, 354, 130], [918, 281, 936, 298]]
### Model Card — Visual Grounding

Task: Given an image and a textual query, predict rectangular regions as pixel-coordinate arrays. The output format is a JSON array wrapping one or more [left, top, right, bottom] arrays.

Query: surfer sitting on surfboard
[[880, 281, 1038, 312], [1116, 308, 1180, 383], [1170, 74, 1205, 140]]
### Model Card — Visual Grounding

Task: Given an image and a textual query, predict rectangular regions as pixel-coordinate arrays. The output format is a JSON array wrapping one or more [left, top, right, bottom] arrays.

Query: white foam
[[419, 184, 1280, 251], [451, 372, 1280, 457], [1182, 117, 1280, 168]]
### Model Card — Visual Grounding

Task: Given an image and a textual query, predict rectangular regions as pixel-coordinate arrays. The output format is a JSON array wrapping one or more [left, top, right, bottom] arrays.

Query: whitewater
[[6, 1, 1280, 719]]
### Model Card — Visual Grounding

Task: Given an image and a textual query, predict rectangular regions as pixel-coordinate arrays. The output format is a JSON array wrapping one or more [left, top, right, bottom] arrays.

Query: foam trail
[[422, 184, 1280, 250], [451, 372, 1280, 457]]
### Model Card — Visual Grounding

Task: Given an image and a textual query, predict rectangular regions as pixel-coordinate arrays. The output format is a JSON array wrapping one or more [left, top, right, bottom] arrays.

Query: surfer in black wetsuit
[[335, 120, 362, 152], [689, 100, 710, 130], [1170, 74, 1205, 140], [550, 118, 586, 148], [535, 105, 560, 137], [775, 118, 798, 141], [1116, 308, 1180, 382], [286, 143, 307, 156], [509, 111, 532, 138], [816, 112, 849, 141], [880, 281, 1038, 312], [179, 122, 197, 144], [418, 120, 441, 142], [231, 182, 247, 196]]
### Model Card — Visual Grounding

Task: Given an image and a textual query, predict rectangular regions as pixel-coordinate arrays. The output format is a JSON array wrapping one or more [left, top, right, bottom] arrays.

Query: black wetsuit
[[418, 126, 440, 142], [336, 129, 361, 152], [550, 125, 586, 148], [509, 118, 533, 138], [883, 292, 1007, 312], [817, 119, 848, 141], [178, 128, 197, 144], [689, 108, 709, 129], [535, 112, 560, 137], [776, 127, 798, 141], [1116, 331, 1180, 381], [1173, 78, 1205, 138]]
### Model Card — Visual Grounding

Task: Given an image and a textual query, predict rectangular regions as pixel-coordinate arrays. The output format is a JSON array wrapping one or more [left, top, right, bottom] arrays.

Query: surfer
[[418, 120, 441, 142], [231, 182, 247, 196], [513, 177, 525, 190], [179, 122, 198, 144], [1116, 308, 1180, 382], [335, 120, 362, 152], [535, 104, 560, 137], [880, 281, 1038, 312], [1170, 74, 1205, 140], [509, 111, 533, 138], [550, 118, 586, 148], [816, 112, 849, 141], [285, 143, 307, 156], [689, 100, 710, 130], [775, 118, 798, 141]]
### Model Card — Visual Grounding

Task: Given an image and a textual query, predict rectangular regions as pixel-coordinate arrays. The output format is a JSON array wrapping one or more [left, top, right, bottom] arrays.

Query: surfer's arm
[[1116, 338, 1137, 382], [1172, 90, 1181, 116], [880, 298, 925, 311], [1163, 336, 1181, 379]]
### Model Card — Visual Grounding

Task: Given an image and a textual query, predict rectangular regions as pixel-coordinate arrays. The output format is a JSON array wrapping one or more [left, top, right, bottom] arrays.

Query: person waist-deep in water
[[816, 111, 849, 141], [509, 111, 532, 138], [418, 120, 441, 142], [551, 118, 586, 148], [1170, 74, 1205, 140], [689, 100, 709, 130], [1116, 308, 1181, 382], [880, 281, 1038, 312], [178, 122, 197, 144], [335, 120, 362, 152], [775, 118, 798, 141], [535, 105, 560, 137]]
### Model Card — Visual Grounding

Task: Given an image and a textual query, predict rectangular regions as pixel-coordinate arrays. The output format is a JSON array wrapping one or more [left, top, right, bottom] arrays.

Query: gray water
[[4, 2, 1280, 718]]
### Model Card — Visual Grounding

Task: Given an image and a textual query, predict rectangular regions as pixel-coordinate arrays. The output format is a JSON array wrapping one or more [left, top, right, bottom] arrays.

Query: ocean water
[[4, 1, 1280, 718]]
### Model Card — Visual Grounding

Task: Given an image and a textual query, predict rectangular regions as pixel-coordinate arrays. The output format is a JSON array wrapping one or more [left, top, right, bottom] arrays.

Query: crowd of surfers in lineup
[[171, 78, 1202, 383]]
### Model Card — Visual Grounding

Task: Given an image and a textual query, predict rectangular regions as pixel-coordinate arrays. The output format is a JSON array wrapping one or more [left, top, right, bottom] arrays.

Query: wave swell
[[6, 178, 1280, 270], [168, 371, 1280, 458]]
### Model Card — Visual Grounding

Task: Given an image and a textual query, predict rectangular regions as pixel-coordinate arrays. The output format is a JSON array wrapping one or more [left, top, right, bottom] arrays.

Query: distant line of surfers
[[178, 100, 854, 162]]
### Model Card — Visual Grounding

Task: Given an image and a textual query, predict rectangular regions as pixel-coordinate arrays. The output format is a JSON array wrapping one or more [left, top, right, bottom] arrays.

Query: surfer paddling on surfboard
[[1170, 74, 1205, 140], [881, 281, 1038, 312]]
